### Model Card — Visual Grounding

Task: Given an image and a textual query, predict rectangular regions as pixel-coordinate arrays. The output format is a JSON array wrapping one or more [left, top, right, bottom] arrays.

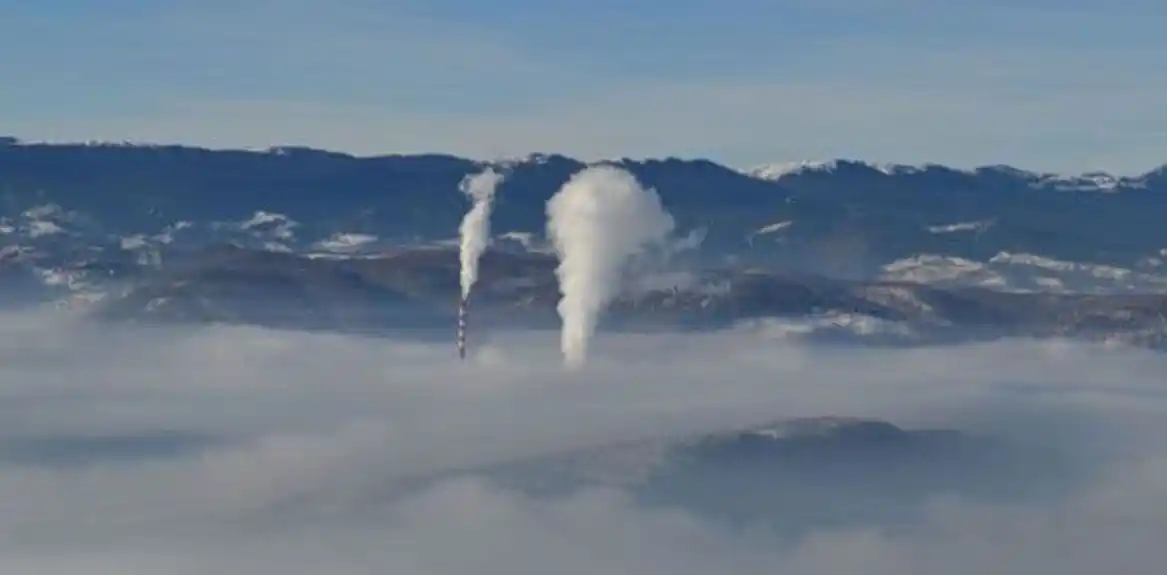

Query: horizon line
[[2, 134, 1164, 179]]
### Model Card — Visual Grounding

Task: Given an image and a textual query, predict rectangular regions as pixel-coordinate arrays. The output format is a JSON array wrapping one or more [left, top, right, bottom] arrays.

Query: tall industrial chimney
[[456, 295, 468, 360]]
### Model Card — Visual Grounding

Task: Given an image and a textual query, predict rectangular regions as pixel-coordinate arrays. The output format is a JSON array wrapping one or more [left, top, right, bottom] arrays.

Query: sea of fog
[[0, 308, 1164, 573]]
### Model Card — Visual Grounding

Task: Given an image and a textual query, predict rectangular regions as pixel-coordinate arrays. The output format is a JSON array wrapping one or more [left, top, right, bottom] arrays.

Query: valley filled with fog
[[1, 315, 1166, 573]]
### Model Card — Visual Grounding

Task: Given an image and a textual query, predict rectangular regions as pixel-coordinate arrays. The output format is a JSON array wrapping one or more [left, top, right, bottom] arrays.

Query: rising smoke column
[[457, 167, 505, 359], [459, 167, 505, 298], [546, 165, 675, 368]]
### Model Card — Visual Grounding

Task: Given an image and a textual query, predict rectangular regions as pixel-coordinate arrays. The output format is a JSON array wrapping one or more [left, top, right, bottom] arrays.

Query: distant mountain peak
[[745, 159, 932, 181], [490, 152, 557, 167], [745, 159, 845, 179]]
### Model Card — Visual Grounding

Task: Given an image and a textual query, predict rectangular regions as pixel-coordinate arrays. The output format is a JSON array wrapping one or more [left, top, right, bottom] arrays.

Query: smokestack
[[456, 167, 504, 362], [456, 295, 467, 360]]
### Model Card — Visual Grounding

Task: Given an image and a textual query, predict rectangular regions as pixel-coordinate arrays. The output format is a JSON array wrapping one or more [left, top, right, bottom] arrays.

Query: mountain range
[[1, 136, 1165, 347]]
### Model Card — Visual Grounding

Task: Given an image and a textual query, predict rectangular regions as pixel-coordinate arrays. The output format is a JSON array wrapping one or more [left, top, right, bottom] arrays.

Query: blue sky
[[1, 0, 1164, 173]]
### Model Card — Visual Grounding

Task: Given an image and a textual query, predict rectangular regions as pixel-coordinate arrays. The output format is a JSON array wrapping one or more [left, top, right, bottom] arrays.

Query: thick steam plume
[[546, 165, 675, 368], [458, 167, 505, 298]]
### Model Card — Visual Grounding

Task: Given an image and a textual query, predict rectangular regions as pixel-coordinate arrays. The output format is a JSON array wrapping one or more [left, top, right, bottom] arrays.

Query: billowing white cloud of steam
[[546, 165, 675, 367], [0, 308, 1166, 573], [458, 167, 504, 298]]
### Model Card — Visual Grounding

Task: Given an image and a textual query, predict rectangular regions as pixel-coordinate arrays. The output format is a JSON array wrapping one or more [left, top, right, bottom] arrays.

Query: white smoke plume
[[458, 168, 505, 298], [546, 165, 675, 367]]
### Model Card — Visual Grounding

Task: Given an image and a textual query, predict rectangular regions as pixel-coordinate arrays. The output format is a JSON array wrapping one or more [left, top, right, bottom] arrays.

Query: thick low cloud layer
[[0, 308, 1165, 573]]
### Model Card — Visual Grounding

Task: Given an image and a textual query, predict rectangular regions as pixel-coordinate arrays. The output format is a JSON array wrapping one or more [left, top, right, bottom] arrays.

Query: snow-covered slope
[[881, 252, 1167, 293], [744, 159, 1152, 192]]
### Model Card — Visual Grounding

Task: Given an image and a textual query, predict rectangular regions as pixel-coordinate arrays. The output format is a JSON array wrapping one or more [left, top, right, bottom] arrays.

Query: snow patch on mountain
[[1035, 171, 1122, 192], [27, 221, 64, 238], [490, 153, 556, 170], [882, 255, 1008, 288], [976, 165, 1148, 191], [744, 159, 928, 181], [747, 160, 840, 180], [36, 268, 87, 290], [239, 211, 297, 240], [926, 220, 993, 234], [116, 224, 195, 266], [746, 159, 1149, 192], [119, 235, 149, 251], [988, 252, 1133, 281], [755, 220, 793, 235], [197, 211, 302, 251], [497, 231, 536, 249], [29, 265, 114, 310], [117, 234, 163, 267], [496, 231, 554, 253], [22, 204, 86, 230], [19, 205, 77, 238], [882, 252, 1167, 293], [859, 285, 939, 320], [313, 233, 378, 253], [155, 221, 192, 244], [1138, 257, 1163, 270], [0, 204, 103, 247], [0, 245, 23, 259], [22, 204, 69, 220], [747, 220, 793, 245], [739, 313, 918, 342]]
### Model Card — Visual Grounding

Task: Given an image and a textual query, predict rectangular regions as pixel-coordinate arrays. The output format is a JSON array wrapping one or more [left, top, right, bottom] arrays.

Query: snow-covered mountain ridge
[[2, 136, 1165, 347], [745, 159, 1156, 192]]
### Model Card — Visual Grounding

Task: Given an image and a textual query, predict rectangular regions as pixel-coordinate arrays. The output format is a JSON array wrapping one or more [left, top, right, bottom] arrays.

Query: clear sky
[[1, 0, 1164, 173]]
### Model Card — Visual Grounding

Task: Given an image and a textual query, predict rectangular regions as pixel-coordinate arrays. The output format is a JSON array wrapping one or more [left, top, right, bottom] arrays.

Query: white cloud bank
[[0, 309, 1165, 573]]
